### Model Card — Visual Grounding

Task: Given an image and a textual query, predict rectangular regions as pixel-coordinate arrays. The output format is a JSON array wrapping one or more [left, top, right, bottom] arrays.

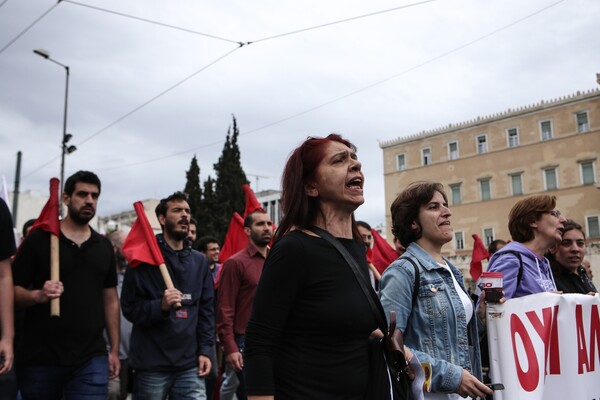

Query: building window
[[543, 167, 558, 190], [477, 135, 488, 154], [396, 153, 406, 171], [455, 231, 464, 250], [580, 161, 596, 185], [576, 111, 589, 133], [479, 179, 491, 201], [587, 216, 600, 238], [540, 120, 552, 140], [421, 147, 431, 166], [483, 228, 494, 246], [507, 128, 519, 148], [448, 141, 459, 160], [510, 173, 523, 196], [450, 183, 461, 205]]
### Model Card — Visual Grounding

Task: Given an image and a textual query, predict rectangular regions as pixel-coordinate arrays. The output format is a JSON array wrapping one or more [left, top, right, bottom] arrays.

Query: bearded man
[[13, 170, 120, 399], [121, 191, 214, 400]]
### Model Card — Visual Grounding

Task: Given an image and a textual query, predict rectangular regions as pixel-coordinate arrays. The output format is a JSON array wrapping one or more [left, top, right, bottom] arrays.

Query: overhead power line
[[76, 45, 242, 147], [248, 0, 437, 44], [24, 45, 242, 178], [92, 0, 567, 173], [63, 0, 242, 45], [0, 1, 61, 55], [0, 0, 10, 10]]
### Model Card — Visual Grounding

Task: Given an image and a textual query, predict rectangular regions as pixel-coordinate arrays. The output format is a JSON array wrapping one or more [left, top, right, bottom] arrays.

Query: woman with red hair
[[245, 134, 378, 399]]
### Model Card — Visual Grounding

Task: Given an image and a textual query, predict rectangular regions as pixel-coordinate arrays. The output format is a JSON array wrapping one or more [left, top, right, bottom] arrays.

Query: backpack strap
[[498, 250, 524, 287]]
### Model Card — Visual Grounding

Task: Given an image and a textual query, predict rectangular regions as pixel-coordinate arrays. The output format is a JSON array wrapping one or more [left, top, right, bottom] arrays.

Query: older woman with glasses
[[487, 194, 567, 299]]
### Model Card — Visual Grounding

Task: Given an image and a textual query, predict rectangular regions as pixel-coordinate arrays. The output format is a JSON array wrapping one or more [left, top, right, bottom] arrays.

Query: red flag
[[242, 183, 264, 218], [370, 228, 399, 275], [122, 201, 164, 268], [219, 212, 246, 264], [470, 234, 490, 281], [30, 178, 60, 237]]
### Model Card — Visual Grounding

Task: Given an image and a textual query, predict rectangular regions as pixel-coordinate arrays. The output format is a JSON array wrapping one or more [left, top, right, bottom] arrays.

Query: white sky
[[1, 0, 598, 227]]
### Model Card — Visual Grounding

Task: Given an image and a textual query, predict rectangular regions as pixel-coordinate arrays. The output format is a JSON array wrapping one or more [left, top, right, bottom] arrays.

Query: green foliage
[[183, 115, 248, 243], [183, 155, 202, 224], [197, 176, 219, 239], [212, 116, 248, 243]]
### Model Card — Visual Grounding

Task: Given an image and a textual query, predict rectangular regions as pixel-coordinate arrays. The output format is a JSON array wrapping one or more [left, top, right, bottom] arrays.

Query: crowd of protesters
[[0, 136, 597, 400]]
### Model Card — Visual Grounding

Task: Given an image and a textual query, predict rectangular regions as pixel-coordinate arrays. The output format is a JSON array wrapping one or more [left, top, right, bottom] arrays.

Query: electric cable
[[62, 0, 243, 45], [0, 1, 61, 55]]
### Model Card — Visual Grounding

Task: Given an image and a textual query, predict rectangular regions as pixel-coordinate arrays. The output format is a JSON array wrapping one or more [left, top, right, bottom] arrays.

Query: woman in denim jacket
[[380, 182, 491, 400]]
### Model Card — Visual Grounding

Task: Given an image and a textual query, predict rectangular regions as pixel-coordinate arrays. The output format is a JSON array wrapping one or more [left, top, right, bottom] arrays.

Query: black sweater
[[245, 230, 377, 399]]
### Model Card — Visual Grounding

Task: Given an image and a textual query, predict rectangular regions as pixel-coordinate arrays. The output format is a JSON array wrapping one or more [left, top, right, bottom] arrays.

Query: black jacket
[[121, 234, 215, 371]]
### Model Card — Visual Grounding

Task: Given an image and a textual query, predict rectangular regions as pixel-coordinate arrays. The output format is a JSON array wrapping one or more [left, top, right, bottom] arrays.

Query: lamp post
[[33, 49, 76, 217]]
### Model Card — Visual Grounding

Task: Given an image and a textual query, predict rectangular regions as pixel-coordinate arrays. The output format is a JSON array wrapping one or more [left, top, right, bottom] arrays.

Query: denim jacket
[[379, 242, 482, 393]]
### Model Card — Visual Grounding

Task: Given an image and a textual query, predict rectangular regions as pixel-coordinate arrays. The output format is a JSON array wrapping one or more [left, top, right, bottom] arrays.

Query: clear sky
[[1, 0, 598, 227]]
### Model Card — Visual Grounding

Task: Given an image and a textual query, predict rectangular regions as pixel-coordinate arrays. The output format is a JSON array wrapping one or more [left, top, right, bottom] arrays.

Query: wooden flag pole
[[159, 263, 181, 310], [50, 234, 60, 317]]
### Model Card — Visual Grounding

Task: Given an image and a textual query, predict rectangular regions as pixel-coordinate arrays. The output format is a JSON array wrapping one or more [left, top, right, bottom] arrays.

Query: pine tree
[[212, 116, 248, 242], [183, 155, 202, 224]]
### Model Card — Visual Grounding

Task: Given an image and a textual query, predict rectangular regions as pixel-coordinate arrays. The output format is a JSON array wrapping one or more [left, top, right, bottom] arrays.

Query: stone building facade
[[380, 88, 600, 285]]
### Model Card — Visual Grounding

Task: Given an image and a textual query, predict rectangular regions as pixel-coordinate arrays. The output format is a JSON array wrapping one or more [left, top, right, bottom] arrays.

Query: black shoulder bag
[[310, 226, 412, 400]]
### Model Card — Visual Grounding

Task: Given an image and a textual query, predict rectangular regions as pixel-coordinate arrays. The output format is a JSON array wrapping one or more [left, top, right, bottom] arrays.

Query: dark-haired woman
[[549, 219, 596, 294], [380, 181, 491, 400], [244, 134, 379, 400]]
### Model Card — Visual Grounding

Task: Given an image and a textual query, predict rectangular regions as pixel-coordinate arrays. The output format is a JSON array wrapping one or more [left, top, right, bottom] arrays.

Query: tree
[[183, 155, 202, 224], [212, 116, 248, 243], [197, 176, 219, 238]]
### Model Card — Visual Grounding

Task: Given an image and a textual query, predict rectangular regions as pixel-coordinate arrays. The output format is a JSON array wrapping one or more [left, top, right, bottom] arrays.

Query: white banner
[[487, 292, 600, 400]]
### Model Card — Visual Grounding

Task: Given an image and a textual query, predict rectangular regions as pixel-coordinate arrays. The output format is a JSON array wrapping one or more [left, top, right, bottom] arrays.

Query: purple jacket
[[487, 241, 556, 299]]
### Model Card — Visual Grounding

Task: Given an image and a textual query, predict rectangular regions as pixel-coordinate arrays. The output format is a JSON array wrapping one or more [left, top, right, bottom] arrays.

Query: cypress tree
[[197, 175, 219, 239], [212, 115, 248, 242], [183, 155, 202, 223]]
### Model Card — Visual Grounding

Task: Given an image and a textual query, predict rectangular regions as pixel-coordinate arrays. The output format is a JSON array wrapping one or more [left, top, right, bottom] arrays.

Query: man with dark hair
[[21, 219, 36, 241], [196, 236, 221, 285], [487, 239, 506, 255], [13, 170, 120, 399], [217, 210, 273, 400], [188, 217, 198, 244], [121, 191, 214, 399], [196, 235, 221, 400], [0, 198, 17, 398]]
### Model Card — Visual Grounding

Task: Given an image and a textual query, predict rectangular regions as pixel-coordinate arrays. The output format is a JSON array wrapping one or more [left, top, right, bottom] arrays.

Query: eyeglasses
[[544, 209, 561, 218]]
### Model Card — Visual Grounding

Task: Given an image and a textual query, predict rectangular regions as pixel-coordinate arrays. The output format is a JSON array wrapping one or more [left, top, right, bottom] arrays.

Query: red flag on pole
[[219, 212, 246, 264], [30, 178, 60, 236], [370, 228, 399, 275], [122, 201, 164, 268], [470, 234, 490, 281], [242, 183, 264, 217], [122, 201, 181, 308]]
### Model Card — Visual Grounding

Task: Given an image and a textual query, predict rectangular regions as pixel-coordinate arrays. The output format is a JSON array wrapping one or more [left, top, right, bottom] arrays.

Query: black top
[[0, 198, 15, 260], [13, 228, 117, 366], [0, 199, 16, 339], [551, 261, 597, 294], [245, 230, 378, 399]]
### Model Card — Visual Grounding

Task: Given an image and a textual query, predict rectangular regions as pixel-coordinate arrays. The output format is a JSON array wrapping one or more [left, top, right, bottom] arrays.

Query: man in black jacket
[[121, 191, 215, 399]]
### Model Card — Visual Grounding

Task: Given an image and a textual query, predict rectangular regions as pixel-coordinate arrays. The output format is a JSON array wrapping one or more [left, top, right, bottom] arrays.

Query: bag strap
[[309, 226, 389, 333], [398, 256, 420, 308]]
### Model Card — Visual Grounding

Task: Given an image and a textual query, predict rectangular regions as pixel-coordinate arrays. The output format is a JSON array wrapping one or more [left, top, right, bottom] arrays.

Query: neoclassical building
[[380, 88, 600, 282]]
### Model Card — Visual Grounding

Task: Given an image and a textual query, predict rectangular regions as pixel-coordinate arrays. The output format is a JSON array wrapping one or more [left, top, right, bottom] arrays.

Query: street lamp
[[33, 49, 76, 217]]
